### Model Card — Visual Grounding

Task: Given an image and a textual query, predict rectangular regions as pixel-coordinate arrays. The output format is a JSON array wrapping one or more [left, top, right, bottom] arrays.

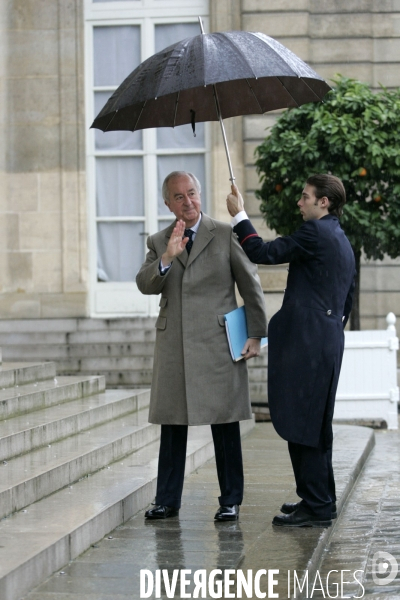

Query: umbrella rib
[[219, 32, 258, 79], [132, 101, 147, 132], [173, 91, 180, 128], [276, 77, 300, 107], [104, 110, 118, 132], [245, 79, 264, 113], [298, 77, 326, 101]]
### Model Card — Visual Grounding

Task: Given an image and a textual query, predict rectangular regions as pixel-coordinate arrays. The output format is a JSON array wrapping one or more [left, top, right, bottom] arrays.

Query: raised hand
[[161, 219, 188, 266], [226, 184, 245, 217]]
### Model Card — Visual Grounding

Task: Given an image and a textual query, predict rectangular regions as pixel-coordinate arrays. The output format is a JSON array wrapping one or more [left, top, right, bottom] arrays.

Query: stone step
[[0, 418, 255, 600], [0, 375, 105, 420], [0, 328, 157, 346], [0, 388, 151, 462], [75, 317, 157, 331], [249, 382, 268, 399], [54, 365, 153, 385], [2, 342, 156, 360], [2, 355, 153, 373], [0, 406, 159, 520], [65, 370, 154, 387], [65, 356, 153, 371], [251, 352, 268, 367], [54, 372, 268, 393], [0, 317, 157, 333], [0, 362, 56, 389], [248, 366, 268, 381]]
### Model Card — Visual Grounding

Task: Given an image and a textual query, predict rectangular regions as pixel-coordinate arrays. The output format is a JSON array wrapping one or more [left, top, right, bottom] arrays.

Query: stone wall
[[241, 0, 400, 328], [0, 0, 87, 318]]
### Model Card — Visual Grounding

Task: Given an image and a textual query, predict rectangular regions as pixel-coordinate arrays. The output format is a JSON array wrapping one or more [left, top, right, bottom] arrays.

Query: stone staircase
[[0, 361, 255, 600], [0, 319, 156, 388], [0, 318, 268, 407]]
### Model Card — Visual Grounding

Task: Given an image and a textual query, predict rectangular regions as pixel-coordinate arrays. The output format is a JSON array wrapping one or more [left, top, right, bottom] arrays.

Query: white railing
[[334, 313, 399, 429]]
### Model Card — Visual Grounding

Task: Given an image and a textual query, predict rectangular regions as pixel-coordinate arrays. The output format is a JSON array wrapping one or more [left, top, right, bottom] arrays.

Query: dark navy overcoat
[[234, 214, 355, 448]]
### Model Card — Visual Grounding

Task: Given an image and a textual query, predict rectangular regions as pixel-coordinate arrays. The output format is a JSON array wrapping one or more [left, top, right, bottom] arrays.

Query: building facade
[[1, 0, 399, 327]]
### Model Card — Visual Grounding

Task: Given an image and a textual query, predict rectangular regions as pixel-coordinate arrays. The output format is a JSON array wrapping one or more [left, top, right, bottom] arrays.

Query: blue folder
[[224, 305, 268, 362]]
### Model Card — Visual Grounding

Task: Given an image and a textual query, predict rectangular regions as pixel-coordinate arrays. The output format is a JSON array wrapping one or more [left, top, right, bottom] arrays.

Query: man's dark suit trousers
[[155, 422, 244, 509], [288, 441, 336, 519]]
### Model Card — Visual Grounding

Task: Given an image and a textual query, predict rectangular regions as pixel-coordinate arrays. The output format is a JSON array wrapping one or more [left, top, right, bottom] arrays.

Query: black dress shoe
[[145, 505, 179, 519], [281, 501, 337, 519], [272, 508, 332, 528], [214, 505, 240, 521]]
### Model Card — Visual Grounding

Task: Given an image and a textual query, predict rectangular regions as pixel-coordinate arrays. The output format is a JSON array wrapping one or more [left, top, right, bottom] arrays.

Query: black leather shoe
[[145, 505, 179, 519], [281, 501, 337, 519], [214, 505, 240, 521], [272, 508, 332, 528]]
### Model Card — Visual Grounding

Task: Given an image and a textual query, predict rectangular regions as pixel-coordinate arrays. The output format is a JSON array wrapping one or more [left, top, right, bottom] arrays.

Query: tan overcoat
[[136, 213, 268, 425]]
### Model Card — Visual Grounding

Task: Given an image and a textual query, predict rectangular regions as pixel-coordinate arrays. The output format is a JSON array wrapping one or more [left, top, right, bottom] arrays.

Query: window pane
[[158, 218, 175, 232], [96, 157, 144, 217], [97, 222, 144, 282], [157, 122, 204, 150], [155, 23, 199, 53], [157, 154, 205, 216], [94, 92, 142, 150], [93, 26, 140, 87]]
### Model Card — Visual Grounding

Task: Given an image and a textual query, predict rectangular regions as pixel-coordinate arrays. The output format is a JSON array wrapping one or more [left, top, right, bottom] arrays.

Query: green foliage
[[255, 76, 400, 260]]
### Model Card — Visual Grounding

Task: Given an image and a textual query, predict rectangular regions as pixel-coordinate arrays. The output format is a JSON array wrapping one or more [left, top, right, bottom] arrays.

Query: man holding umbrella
[[136, 171, 267, 521], [227, 174, 355, 528]]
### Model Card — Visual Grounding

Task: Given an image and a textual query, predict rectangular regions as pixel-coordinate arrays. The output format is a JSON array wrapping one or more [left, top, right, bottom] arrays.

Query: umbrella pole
[[213, 85, 235, 184], [198, 17, 235, 184]]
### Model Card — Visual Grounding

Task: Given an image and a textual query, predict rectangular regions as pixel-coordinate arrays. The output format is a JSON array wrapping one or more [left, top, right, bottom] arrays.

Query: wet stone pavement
[[314, 423, 400, 600], [22, 420, 400, 600]]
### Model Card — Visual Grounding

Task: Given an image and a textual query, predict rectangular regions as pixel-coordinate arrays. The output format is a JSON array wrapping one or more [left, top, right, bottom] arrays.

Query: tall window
[[93, 25, 144, 283], [86, 1, 209, 315]]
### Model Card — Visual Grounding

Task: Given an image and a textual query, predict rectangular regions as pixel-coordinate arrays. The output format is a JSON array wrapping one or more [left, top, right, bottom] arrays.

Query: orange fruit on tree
[[359, 167, 367, 176], [275, 184, 283, 192], [373, 195, 382, 202]]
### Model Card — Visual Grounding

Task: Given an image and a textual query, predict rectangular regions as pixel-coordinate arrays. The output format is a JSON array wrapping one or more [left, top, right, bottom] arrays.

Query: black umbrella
[[92, 18, 331, 182]]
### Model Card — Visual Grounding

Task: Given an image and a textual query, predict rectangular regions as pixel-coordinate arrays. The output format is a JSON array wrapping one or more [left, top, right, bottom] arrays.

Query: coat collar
[[320, 213, 338, 222], [164, 213, 216, 268]]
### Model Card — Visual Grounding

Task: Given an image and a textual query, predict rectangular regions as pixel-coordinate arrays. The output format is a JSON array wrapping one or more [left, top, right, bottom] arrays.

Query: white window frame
[[85, 0, 210, 317]]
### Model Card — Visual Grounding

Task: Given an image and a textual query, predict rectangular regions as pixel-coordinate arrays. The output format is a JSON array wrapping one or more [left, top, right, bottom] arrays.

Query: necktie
[[184, 229, 194, 254]]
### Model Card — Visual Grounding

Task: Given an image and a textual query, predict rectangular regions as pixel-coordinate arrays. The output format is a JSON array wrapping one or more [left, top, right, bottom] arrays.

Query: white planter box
[[334, 313, 399, 429]]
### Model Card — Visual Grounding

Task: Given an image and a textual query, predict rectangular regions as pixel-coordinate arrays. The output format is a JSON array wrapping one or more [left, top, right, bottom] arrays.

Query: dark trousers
[[288, 440, 336, 519], [155, 422, 244, 509]]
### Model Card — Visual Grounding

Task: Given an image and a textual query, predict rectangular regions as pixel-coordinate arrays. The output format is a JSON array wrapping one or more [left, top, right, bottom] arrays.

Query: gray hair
[[162, 171, 201, 204]]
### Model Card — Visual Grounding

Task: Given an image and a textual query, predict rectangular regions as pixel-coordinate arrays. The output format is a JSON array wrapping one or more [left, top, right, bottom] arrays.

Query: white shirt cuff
[[231, 211, 249, 227], [159, 259, 171, 274]]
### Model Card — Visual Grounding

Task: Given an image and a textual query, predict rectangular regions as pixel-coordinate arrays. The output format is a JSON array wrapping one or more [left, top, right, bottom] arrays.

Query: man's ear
[[164, 200, 173, 213], [320, 196, 330, 209]]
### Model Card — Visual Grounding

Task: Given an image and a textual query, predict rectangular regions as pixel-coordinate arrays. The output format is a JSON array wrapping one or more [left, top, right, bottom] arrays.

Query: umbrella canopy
[[92, 30, 331, 134]]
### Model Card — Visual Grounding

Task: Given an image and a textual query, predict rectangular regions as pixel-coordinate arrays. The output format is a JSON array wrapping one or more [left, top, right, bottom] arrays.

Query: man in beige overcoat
[[136, 171, 267, 521]]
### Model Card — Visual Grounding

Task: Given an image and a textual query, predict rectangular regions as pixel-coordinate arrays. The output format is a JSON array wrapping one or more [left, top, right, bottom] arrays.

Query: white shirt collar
[[187, 213, 202, 234]]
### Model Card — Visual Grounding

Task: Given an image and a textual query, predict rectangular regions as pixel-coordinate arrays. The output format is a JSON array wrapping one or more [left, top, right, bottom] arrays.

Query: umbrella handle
[[213, 85, 235, 184]]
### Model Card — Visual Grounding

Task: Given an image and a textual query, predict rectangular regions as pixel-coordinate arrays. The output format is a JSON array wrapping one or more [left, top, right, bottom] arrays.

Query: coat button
[[327, 310, 332, 315]]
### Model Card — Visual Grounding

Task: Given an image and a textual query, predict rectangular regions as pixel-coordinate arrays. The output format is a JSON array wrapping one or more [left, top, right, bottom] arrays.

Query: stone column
[[0, 0, 88, 318]]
